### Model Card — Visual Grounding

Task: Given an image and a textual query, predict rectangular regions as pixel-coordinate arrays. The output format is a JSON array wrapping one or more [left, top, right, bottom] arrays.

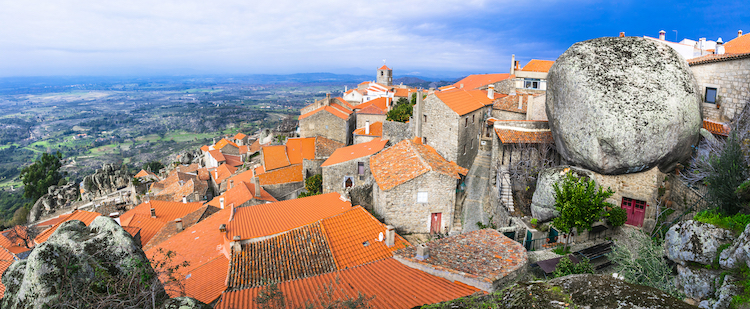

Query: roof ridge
[[408, 140, 432, 172]]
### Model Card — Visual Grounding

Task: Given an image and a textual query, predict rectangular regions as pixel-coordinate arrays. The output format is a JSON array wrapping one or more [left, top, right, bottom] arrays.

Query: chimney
[[231, 235, 242, 254], [179, 180, 184, 186], [459, 83, 464, 89], [182, 196, 187, 204], [414, 92, 424, 138], [219, 224, 226, 233], [219, 197, 225, 209], [229, 180, 234, 189], [487, 84, 495, 100], [510, 54, 515, 75], [518, 95, 523, 110], [716, 38, 725, 55], [214, 170, 218, 180], [344, 85, 348, 93], [416, 244, 429, 260], [619, 32, 625, 37], [325, 93, 331, 105], [659, 30, 666, 40], [385, 225, 395, 247], [365, 120, 370, 135], [253, 177, 261, 198], [109, 212, 121, 226], [175, 218, 183, 231], [740, 30, 744, 38], [150, 208, 156, 218]]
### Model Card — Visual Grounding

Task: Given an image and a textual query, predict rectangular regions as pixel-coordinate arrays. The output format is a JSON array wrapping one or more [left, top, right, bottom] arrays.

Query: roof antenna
[[672, 30, 678, 41], [383, 59, 386, 66]]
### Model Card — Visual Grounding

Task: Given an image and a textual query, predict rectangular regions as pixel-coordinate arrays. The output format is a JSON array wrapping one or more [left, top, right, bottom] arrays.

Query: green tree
[[298, 174, 323, 198], [552, 172, 614, 250], [142, 161, 164, 173], [552, 256, 594, 278], [385, 97, 413, 122], [705, 133, 748, 215], [20, 152, 63, 202]]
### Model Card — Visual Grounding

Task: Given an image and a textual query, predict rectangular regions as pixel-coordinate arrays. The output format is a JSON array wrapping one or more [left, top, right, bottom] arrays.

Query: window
[[417, 192, 428, 203], [472, 115, 475, 123], [465, 118, 468, 127], [344, 177, 354, 188], [705, 87, 717, 104], [423, 114, 427, 122], [463, 144, 466, 155], [423, 137, 427, 144], [357, 162, 365, 175], [471, 139, 474, 149], [524, 78, 540, 89]]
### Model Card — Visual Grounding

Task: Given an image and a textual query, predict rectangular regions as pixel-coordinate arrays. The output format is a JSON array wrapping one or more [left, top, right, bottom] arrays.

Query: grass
[[694, 210, 750, 234]]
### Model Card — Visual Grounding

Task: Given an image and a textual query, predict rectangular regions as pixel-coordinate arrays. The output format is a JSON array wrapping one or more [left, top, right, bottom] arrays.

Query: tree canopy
[[552, 171, 614, 235], [705, 133, 748, 215], [20, 152, 64, 202], [142, 161, 164, 173], [385, 97, 412, 122]]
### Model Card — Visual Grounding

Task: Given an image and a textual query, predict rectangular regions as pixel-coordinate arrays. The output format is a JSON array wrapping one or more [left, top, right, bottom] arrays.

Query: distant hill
[[393, 76, 458, 89]]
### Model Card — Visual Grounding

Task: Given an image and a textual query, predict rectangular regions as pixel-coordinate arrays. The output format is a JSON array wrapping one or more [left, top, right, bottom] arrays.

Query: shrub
[[552, 171, 614, 251], [694, 209, 750, 234], [298, 174, 322, 198], [552, 256, 594, 278], [606, 207, 628, 227], [530, 218, 538, 226], [705, 133, 748, 215], [385, 97, 413, 122]]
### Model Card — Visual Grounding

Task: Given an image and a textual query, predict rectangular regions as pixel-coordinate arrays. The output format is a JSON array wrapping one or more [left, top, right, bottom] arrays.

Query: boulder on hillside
[[546, 36, 702, 175], [531, 165, 596, 222], [677, 264, 720, 299], [719, 223, 750, 269], [27, 182, 79, 223], [160, 297, 211, 309], [81, 163, 132, 202], [665, 220, 735, 266]]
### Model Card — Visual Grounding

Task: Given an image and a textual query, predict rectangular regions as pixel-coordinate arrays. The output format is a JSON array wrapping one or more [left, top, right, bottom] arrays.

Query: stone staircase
[[498, 167, 514, 213], [454, 150, 492, 234]]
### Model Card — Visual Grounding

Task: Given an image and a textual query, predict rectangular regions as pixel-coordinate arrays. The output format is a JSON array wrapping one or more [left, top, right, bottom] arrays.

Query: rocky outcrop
[[1, 216, 159, 309], [702, 276, 743, 309], [178, 149, 203, 165], [160, 297, 211, 309], [531, 166, 595, 222], [665, 220, 735, 266], [546, 36, 702, 175], [27, 183, 78, 223], [719, 223, 750, 269], [677, 264, 720, 299], [81, 163, 131, 202]]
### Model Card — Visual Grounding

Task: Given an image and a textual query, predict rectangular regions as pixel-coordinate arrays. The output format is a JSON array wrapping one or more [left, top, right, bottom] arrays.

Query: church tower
[[376, 64, 392, 86]]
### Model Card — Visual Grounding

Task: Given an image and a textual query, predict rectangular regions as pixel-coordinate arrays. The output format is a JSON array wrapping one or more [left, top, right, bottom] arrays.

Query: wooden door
[[430, 213, 442, 234], [621, 197, 645, 227]]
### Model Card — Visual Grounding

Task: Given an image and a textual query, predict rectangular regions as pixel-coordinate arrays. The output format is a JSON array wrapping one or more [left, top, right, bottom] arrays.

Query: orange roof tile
[[208, 149, 226, 162], [226, 193, 352, 240], [121, 200, 205, 225], [225, 169, 255, 187], [224, 154, 244, 167], [435, 89, 493, 116], [215, 138, 240, 150], [135, 169, 157, 178], [703, 119, 731, 136], [211, 164, 238, 184], [520, 59, 555, 72], [122, 226, 140, 236], [356, 104, 386, 115], [495, 128, 554, 144], [143, 205, 218, 251], [379, 65, 391, 70], [285, 137, 316, 164], [355, 97, 391, 111], [452, 73, 512, 90], [227, 221, 336, 289], [35, 214, 71, 227], [687, 52, 750, 65], [261, 145, 290, 171], [315, 136, 344, 158], [0, 246, 18, 298], [257, 163, 304, 186], [2, 226, 29, 247], [207, 181, 277, 209], [196, 168, 210, 181], [200, 145, 210, 152], [34, 210, 101, 244], [233, 132, 247, 140], [175, 163, 201, 174], [352, 121, 383, 137], [329, 102, 354, 115], [322, 207, 409, 269], [182, 255, 229, 304], [370, 138, 467, 191], [724, 33, 750, 54], [322, 138, 388, 167], [238, 145, 248, 155], [298, 105, 350, 120], [153, 177, 209, 202], [123, 213, 166, 246], [216, 258, 478, 309], [493, 93, 535, 113], [392, 87, 423, 98], [248, 139, 261, 154]]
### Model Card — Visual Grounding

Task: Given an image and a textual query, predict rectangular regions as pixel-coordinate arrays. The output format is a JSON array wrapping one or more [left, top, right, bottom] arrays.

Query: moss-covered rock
[[160, 297, 212, 309]]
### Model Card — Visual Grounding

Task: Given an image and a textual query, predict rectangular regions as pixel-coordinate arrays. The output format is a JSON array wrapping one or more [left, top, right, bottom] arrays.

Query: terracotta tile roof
[[379, 65, 391, 70], [121, 200, 205, 225], [356, 104, 386, 115], [175, 163, 201, 174], [215, 138, 240, 150], [355, 97, 391, 111], [286, 137, 316, 164], [34, 210, 101, 244], [123, 213, 166, 246], [724, 33, 750, 54], [0, 246, 18, 298], [392, 87, 423, 98], [154, 177, 208, 202], [233, 133, 247, 140], [322, 138, 388, 167], [367, 83, 389, 93], [329, 103, 354, 115], [135, 169, 157, 178], [248, 139, 261, 153], [144, 205, 219, 251], [36, 214, 71, 227], [196, 168, 210, 181], [238, 145, 249, 155], [227, 221, 336, 289], [254, 165, 265, 176], [520, 59, 555, 72], [216, 258, 479, 309], [182, 255, 229, 304], [493, 93, 537, 113], [261, 145, 290, 171], [257, 163, 304, 186], [226, 193, 352, 241], [225, 169, 255, 187], [494, 128, 554, 144], [207, 181, 277, 209], [703, 119, 731, 136], [370, 138, 467, 191], [122, 226, 141, 237], [435, 89, 493, 116], [298, 105, 351, 120], [322, 207, 409, 269], [353, 121, 383, 137], [200, 145, 210, 152], [0, 229, 30, 255], [335, 97, 355, 110], [687, 52, 750, 65], [314, 136, 344, 158], [208, 149, 226, 162], [211, 164, 238, 184], [2, 226, 28, 247], [224, 154, 244, 167], [451, 73, 512, 90]]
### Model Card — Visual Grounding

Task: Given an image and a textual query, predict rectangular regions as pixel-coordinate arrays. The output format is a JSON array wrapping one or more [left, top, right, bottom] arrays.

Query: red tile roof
[[121, 200, 205, 225], [392, 87, 424, 98], [207, 181, 277, 209], [370, 138, 468, 191], [208, 149, 226, 162], [322, 138, 388, 167], [335, 97, 355, 110], [135, 169, 157, 178], [299, 105, 351, 120], [248, 139, 261, 154], [225, 169, 255, 187], [494, 128, 554, 144], [451, 73, 512, 90], [257, 163, 304, 185], [703, 119, 731, 136], [687, 52, 750, 65], [379, 65, 391, 70], [233, 133, 247, 140], [211, 164, 238, 184], [493, 93, 536, 113], [200, 145, 210, 152], [435, 89, 493, 116], [285, 137, 316, 164], [35, 210, 101, 244], [226, 193, 352, 241], [352, 122, 383, 137], [315, 136, 344, 158], [153, 177, 208, 203], [224, 154, 244, 167], [182, 255, 229, 304], [724, 33, 750, 54], [175, 163, 202, 174], [0, 246, 17, 298], [261, 145, 290, 171], [215, 138, 240, 151], [123, 213, 166, 246], [357, 104, 386, 115], [356, 97, 391, 111], [143, 205, 218, 251], [216, 258, 478, 309], [35, 214, 71, 227], [520, 59, 555, 72]]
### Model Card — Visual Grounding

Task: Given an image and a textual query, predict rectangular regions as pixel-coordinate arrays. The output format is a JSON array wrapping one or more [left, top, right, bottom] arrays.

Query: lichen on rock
[[665, 220, 735, 266]]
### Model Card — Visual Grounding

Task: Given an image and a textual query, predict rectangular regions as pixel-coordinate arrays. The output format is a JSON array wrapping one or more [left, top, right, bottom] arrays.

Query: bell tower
[[376, 61, 392, 86]]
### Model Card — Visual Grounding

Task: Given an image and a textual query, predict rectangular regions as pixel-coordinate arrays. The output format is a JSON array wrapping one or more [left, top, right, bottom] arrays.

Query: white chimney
[[345, 85, 348, 93], [365, 120, 370, 135], [109, 212, 121, 225], [659, 30, 666, 40], [219, 197, 225, 209], [459, 83, 464, 89], [518, 95, 523, 110], [699, 38, 706, 53], [175, 218, 183, 231], [740, 30, 744, 38], [214, 170, 218, 179], [182, 196, 187, 203], [416, 244, 429, 260], [510, 54, 516, 75], [231, 235, 242, 253], [385, 225, 395, 247], [487, 84, 495, 100], [716, 37, 725, 55]]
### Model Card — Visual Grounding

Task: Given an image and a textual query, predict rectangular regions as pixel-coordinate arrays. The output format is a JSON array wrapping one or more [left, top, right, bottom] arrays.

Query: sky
[[1, 0, 748, 78]]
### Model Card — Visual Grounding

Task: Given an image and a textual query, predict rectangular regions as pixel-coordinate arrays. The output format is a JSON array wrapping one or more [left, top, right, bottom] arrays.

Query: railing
[[523, 236, 563, 251]]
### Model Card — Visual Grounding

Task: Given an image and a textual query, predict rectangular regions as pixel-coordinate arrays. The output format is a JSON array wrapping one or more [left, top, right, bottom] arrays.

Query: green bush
[[606, 207, 628, 227], [385, 97, 413, 122], [552, 256, 594, 278], [298, 174, 322, 198], [552, 171, 614, 235], [694, 210, 750, 234], [705, 133, 748, 215]]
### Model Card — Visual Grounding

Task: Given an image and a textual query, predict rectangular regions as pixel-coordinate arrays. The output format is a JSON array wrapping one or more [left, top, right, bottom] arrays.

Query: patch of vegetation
[[476, 215, 498, 230], [20, 152, 64, 202], [606, 207, 628, 227], [385, 97, 413, 122], [705, 133, 748, 215], [694, 209, 750, 234], [552, 171, 614, 250], [142, 161, 164, 173], [732, 264, 750, 308], [552, 256, 594, 278], [298, 174, 322, 198], [552, 246, 571, 256]]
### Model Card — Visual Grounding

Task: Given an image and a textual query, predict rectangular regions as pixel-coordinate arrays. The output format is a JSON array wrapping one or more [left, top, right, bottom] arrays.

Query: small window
[[417, 192, 428, 203], [705, 87, 717, 103], [471, 139, 474, 149], [472, 115, 475, 123], [344, 177, 353, 188], [422, 137, 427, 144], [463, 144, 466, 155], [357, 162, 365, 175], [423, 114, 427, 122], [465, 118, 468, 127]]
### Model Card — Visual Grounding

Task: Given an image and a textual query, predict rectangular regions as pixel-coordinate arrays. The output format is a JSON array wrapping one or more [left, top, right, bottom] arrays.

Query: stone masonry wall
[[372, 172, 456, 234], [491, 109, 526, 121], [423, 95, 460, 163], [455, 107, 487, 169], [690, 57, 750, 122], [322, 155, 375, 197], [299, 111, 348, 144], [671, 178, 709, 211], [263, 181, 304, 201], [592, 166, 665, 232], [302, 159, 324, 179], [355, 113, 386, 130], [382, 120, 413, 144], [354, 135, 378, 144]]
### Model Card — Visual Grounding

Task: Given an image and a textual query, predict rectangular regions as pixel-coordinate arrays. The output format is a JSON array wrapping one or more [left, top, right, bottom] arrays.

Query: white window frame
[[417, 191, 428, 203]]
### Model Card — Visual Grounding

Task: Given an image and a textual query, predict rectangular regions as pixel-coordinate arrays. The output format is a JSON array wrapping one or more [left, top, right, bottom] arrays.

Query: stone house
[[298, 99, 354, 145], [688, 52, 750, 123], [232, 132, 249, 146], [370, 138, 468, 234], [420, 88, 494, 169], [208, 163, 237, 195], [300, 94, 354, 115], [491, 92, 547, 121], [509, 57, 554, 94], [439, 73, 513, 93], [321, 138, 388, 198], [354, 104, 387, 129]]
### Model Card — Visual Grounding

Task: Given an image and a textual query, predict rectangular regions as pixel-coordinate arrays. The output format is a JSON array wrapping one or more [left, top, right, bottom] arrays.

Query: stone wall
[[302, 159, 324, 179], [355, 114, 386, 129], [690, 57, 750, 122], [353, 134, 378, 144], [525, 94, 548, 121], [492, 79, 516, 95], [491, 109, 526, 121], [671, 178, 710, 211], [592, 166, 665, 232], [422, 95, 460, 163], [263, 182, 304, 201], [322, 155, 375, 197], [382, 120, 413, 144], [298, 111, 349, 144], [455, 107, 488, 169], [372, 172, 456, 234]]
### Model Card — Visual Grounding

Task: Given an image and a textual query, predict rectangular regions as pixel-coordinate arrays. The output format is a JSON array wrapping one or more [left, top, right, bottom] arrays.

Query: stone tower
[[377, 64, 392, 86]]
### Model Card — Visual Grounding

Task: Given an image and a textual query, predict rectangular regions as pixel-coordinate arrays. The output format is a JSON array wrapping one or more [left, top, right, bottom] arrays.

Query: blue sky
[[1, 0, 748, 78]]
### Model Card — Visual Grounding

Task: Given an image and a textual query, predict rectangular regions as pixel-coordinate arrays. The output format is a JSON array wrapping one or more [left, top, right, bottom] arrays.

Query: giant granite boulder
[[531, 165, 596, 222], [27, 182, 79, 222], [677, 264, 721, 299], [719, 223, 750, 269], [665, 220, 735, 266], [81, 163, 131, 202], [546, 36, 702, 175]]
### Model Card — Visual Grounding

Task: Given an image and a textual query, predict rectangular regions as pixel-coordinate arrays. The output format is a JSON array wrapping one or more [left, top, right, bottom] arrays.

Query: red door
[[621, 197, 645, 227], [430, 213, 442, 234]]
